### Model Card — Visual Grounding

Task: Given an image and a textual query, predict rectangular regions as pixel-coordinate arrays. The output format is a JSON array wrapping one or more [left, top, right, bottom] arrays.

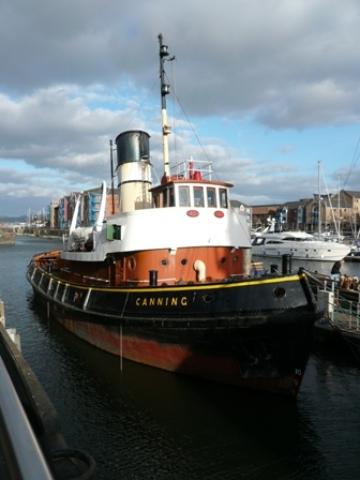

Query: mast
[[158, 33, 172, 177], [317, 160, 321, 236], [337, 177, 341, 237]]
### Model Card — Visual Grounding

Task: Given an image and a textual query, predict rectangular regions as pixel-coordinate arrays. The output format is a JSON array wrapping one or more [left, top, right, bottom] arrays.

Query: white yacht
[[252, 227, 350, 262]]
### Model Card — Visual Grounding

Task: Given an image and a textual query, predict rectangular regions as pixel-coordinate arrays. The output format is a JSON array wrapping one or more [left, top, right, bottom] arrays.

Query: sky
[[1, 0, 360, 216]]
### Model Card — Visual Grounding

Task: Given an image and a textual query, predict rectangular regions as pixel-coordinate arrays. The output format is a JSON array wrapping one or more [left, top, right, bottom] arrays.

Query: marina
[[1, 237, 360, 479]]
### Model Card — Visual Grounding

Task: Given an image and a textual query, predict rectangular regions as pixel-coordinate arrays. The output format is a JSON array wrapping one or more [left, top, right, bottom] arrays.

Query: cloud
[[0, 0, 360, 127], [1, 0, 360, 215], [0, 85, 146, 175]]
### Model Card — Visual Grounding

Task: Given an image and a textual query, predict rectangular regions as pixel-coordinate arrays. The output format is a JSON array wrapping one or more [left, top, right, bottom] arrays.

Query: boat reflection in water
[[27, 35, 321, 397]]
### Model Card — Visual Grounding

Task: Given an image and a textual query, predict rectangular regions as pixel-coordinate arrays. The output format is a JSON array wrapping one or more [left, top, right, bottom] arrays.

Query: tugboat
[[27, 35, 320, 396]]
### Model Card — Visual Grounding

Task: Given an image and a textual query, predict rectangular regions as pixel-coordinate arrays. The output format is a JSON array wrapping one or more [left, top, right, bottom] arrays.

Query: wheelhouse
[[150, 160, 232, 210]]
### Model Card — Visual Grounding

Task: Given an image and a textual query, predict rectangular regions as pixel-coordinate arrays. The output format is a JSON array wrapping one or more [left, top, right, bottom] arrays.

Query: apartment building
[[52, 187, 119, 231], [251, 190, 360, 236]]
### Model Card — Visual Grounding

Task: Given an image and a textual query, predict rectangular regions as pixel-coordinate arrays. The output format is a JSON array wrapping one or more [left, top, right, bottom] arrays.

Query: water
[[1, 237, 360, 479]]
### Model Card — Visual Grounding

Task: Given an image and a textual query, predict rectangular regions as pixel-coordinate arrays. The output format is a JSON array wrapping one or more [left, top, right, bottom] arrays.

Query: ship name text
[[135, 296, 188, 307]]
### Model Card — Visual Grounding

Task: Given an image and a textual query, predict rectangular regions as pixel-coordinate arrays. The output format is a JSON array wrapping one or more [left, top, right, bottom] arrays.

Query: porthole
[[220, 257, 227, 264], [161, 258, 169, 266], [274, 287, 286, 298], [181, 258, 188, 265]]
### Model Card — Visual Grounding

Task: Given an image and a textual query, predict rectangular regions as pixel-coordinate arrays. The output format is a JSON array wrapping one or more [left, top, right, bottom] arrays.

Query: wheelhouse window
[[162, 188, 169, 207], [219, 188, 228, 208], [169, 187, 175, 207], [178, 186, 191, 207], [194, 186, 205, 207], [207, 187, 217, 207], [164, 187, 175, 207], [153, 193, 160, 208]]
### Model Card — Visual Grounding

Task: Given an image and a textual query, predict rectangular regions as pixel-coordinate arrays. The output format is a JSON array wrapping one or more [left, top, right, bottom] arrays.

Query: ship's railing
[[316, 284, 360, 332], [170, 158, 213, 180], [304, 271, 360, 331], [329, 296, 360, 332]]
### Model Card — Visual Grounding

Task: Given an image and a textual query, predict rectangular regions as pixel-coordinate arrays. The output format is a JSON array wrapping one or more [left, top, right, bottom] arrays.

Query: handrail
[[170, 159, 213, 180], [331, 296, 360, 332], [0, 357, 54, 480]]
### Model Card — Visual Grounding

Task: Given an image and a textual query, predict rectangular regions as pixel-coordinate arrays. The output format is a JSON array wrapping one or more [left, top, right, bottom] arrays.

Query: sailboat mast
[[338, 177, 341, 237], [317, 160, 321, 236], [158, 33, 171, 177]]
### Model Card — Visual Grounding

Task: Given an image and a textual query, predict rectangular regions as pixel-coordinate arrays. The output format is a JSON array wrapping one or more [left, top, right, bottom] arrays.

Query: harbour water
[[1, 237, 360, 479]]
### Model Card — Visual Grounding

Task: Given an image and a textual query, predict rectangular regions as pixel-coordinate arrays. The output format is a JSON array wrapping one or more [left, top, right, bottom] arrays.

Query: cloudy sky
[[1, 0, 360, 216]]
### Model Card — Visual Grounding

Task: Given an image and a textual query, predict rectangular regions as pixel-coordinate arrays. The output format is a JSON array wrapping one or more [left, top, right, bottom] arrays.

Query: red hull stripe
[[58, 317, 301, 395]]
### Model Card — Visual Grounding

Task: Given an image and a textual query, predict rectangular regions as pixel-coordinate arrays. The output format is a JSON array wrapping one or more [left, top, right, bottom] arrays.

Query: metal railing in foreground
[[0, 300, 95, 479], [0, 355, 54, 480]]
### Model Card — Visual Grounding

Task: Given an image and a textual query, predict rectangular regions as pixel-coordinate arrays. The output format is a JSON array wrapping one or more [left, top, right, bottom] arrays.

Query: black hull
[[27, 264, 319, 396], [338, 330, 360, 363]]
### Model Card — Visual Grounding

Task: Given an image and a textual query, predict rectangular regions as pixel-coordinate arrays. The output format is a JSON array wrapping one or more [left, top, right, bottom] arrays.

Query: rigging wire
[[137, 54, 213, 181], [342, 133, 360, 189], [165, 71, 211, 164]]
